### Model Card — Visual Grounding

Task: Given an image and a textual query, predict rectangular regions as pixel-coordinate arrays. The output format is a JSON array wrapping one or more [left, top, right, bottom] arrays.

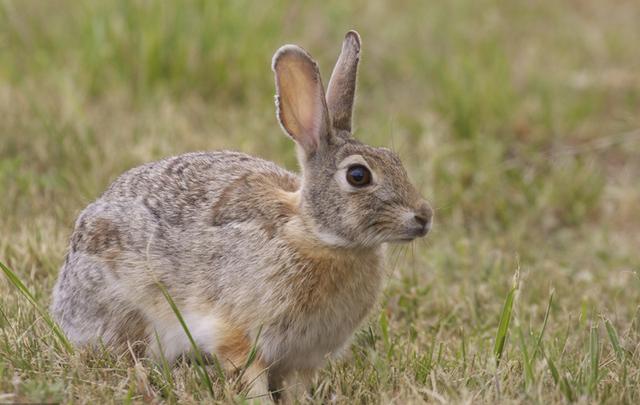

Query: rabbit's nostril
[[414, 214, 429, 228], [412, 202, 433, 236]]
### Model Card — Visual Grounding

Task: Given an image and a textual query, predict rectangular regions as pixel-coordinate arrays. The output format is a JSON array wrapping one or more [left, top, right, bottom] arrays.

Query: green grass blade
[[589, 322, 600, 396], [604, 318, 623, 362], [0, 260, 74, 354], [379, 311, 390, 356], [530, 289, 554, 363], [561, 374, 575, 402], [544, 347, 560, 385], [544, 346, 574, 402], [517, 325, 534, 387], [494, 264, 520, 365], [156, 281, 215, 397], [460, 326, 467, 376], [493, 287, 516, 365], [153, 329, 176, 402], [239, 325, 265, 395], [242, 325, 262, 372]]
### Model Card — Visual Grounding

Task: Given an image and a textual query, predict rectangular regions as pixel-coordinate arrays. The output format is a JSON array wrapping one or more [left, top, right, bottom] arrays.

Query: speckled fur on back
[[51, 31, 433, 400]]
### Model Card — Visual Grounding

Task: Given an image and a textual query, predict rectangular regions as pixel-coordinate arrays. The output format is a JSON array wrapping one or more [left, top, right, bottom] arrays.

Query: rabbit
[[51, 30, 433, 400]]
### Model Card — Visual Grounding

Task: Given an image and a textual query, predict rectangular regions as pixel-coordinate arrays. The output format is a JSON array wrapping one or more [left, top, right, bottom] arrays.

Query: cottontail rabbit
[[51, 31, 432, 400]]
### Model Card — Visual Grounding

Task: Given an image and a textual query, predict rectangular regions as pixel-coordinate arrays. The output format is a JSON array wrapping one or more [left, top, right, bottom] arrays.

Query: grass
[[1, 0, 639, 403]]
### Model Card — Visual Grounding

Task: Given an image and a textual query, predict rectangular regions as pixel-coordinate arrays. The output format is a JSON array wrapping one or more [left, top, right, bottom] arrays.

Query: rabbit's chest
[[262, 249, 384, 369]]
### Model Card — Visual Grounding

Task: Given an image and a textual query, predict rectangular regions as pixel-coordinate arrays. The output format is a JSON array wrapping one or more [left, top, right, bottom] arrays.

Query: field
[[1, 0, 639, 403]]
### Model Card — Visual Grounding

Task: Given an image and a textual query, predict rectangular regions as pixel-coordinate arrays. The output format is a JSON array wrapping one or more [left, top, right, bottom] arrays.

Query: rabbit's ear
[[326, 31, 361, 133], [273, 45, 330, 155]]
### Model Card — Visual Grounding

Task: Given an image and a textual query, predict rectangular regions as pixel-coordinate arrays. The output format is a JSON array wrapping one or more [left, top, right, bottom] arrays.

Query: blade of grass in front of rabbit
[[240, 325, 273, 399], [0, 259, 74, 354], [152, 328, 176, 401], [155, 280, 216, 397]]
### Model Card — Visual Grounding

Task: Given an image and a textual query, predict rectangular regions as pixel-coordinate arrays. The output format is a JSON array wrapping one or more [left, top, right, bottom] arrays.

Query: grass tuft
[[0, 260, 73, 354]]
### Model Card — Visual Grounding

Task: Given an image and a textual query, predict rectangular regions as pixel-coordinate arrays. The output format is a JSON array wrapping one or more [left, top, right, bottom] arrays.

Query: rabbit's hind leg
[[51, 252, 148, 353]]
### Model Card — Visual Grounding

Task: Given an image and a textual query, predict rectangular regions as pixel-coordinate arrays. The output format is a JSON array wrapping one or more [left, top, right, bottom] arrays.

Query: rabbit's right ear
[[273, 45, 330, 156], [326, 31, 361, 133]]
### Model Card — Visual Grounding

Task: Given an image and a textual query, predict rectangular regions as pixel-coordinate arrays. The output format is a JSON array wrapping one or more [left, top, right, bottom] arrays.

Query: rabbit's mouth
[[389, 237, 421, 244], [391, 230, 430, 243], [392, 221, 432, 243]]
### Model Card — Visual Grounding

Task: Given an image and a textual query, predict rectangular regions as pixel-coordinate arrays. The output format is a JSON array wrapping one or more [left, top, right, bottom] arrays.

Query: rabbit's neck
[[284, 212, 381, 252]]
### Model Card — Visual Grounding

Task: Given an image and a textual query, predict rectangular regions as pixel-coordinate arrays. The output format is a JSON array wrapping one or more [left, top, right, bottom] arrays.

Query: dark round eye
[[346, 165, 372, 187]]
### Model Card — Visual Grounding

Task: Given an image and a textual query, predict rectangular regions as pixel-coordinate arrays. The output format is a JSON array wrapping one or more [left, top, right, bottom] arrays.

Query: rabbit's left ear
[[273, 45, 330, 156], [326, 31, 361, 133]]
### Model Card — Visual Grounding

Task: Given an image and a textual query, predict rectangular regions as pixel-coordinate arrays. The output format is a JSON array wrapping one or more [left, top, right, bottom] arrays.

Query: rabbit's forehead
[[336, 144, 406, 175]]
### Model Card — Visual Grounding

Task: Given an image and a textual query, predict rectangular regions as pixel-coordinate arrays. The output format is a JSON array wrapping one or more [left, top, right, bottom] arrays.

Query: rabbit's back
[[102, 151, 299, 225], [52, 151, 303, 347], [66, 150, 301, 281]]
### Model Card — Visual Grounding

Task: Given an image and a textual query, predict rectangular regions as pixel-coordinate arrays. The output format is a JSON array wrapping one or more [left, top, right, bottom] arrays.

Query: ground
[[1, 0, 639, 403]]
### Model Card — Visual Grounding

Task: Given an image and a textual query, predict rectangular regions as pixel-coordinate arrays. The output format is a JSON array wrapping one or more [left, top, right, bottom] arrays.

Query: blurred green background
[[1, 0, 639, 403]]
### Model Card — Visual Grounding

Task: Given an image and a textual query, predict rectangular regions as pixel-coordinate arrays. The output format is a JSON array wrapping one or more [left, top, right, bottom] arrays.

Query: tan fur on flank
[[51, 31, 433, 401]]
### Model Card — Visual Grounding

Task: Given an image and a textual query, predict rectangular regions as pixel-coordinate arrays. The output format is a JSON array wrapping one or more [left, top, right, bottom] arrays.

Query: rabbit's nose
[[413, 202, 433, 236]]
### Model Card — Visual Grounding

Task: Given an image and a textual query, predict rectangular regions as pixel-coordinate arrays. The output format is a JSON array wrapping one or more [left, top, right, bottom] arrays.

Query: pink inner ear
[[274, 49, 328, 154]]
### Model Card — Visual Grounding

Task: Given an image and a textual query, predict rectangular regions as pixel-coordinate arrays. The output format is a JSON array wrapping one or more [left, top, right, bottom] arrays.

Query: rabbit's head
[[273, 31, 432, 248]]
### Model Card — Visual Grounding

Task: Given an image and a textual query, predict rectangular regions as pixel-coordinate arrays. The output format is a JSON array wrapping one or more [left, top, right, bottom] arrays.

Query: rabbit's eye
[[346, 165, 372, 187]]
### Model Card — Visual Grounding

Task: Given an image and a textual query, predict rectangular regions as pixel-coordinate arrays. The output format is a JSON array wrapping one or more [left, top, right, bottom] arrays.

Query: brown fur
[[211, 172, 301, 237]]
